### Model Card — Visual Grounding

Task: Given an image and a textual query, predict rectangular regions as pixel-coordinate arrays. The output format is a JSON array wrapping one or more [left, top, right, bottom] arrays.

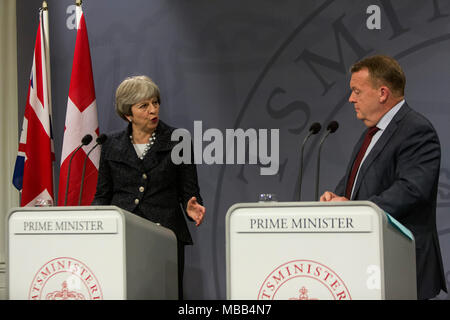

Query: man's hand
[[319, 191, 349, 202]]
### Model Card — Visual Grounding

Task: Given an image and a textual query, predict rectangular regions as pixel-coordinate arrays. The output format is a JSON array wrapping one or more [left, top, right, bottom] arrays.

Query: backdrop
[[17, 0, 450, 299]]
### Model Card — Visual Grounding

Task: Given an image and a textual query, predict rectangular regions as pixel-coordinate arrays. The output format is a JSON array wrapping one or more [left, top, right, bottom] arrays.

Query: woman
[[92, 75, 205, 299]]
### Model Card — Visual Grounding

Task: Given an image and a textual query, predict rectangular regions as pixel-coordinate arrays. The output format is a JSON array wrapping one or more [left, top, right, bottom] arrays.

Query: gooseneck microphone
[[315, 121, 339, 201], [64, 134, 93, 206], [78, 134, 107, 205], [298, 122, 321, 201]]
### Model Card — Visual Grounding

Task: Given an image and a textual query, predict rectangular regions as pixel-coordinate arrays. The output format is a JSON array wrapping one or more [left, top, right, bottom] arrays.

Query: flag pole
[[76, 0, 82, 28], [42, 1, 55, 200], [42, 1, 51, 112]]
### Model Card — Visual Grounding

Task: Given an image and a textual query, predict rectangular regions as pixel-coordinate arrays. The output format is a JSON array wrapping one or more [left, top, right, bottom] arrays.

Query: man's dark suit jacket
[[335, 103, 446, 299], [92, 120, 202, 245]]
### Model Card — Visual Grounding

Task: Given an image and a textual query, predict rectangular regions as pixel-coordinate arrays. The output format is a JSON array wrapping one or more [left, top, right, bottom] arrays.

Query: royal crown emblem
[[289, 286, 319, 300], [46, 281, 86, 300]]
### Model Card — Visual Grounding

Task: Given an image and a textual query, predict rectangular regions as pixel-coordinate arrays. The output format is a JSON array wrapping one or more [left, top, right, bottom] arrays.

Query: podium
[[226, 201, 417, 300], [6, 206, 178, 300]]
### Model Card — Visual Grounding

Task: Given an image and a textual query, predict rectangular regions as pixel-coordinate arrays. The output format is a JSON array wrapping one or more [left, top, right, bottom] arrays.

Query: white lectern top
[[7, 206, 177, 300], [226, 201, 416, 300]]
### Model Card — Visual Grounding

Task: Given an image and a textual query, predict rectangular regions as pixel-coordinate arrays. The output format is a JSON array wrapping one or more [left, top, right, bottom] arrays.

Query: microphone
[[315, 121, 339, 201], [78, 134, 107, 205], [64, 134, 93, 205], [298, 122, 321, 201]]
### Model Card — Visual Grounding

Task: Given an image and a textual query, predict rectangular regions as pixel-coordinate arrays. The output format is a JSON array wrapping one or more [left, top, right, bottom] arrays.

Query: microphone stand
[[299, 123, 321, 201], [315, 121, 339, 201], [78, 134, 107, 205], [64, 134, 92, 206]]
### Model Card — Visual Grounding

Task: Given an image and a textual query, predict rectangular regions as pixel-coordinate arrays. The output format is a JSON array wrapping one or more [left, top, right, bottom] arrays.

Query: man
[[320, 55, 447, 300]]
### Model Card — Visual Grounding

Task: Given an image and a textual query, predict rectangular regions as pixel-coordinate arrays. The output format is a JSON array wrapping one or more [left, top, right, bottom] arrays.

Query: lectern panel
[[228, 204, 382, 300], [8, 206, 178, 300], [8, 209, 125, 300]]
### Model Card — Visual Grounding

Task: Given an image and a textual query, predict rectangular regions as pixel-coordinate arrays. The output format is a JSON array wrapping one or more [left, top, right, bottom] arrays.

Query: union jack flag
[[12, 8, 54, 206]]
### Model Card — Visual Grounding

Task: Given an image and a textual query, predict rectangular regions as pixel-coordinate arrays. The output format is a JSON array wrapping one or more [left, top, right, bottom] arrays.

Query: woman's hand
[[186, 197, 205, 226]]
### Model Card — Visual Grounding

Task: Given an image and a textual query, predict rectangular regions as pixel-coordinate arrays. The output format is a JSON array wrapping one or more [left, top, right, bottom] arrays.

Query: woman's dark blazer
[[92, 120, 202, 245]]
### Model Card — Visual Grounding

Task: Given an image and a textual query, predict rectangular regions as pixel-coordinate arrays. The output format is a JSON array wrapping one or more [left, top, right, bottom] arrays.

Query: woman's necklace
[[130, 131, 156, 160]]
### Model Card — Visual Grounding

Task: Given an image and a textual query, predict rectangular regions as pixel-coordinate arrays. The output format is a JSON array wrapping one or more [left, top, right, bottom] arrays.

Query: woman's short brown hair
[[115, 75, 161, 121]]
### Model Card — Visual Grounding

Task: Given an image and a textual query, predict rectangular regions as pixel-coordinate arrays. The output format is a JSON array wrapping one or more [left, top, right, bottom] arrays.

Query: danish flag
[[12, 9, 54, 207], [58, 7, 99, 206]]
